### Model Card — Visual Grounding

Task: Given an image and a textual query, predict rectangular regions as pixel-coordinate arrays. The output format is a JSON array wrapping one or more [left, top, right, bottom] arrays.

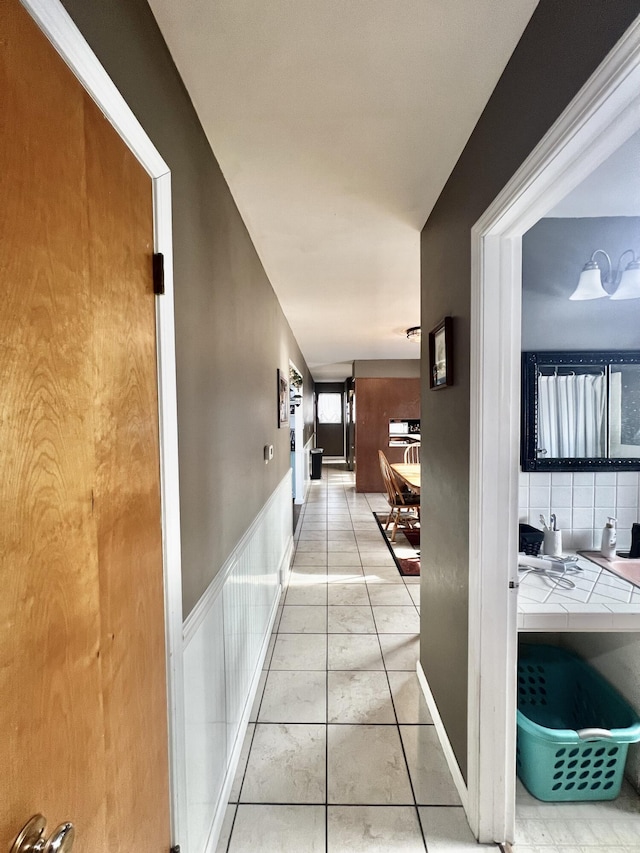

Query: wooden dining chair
[[378, 450, 420, 542], [404, 443, 421, 464]]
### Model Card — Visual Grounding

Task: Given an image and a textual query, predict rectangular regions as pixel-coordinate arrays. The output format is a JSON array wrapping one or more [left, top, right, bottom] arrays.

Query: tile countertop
[[517, 553, 640, 632]]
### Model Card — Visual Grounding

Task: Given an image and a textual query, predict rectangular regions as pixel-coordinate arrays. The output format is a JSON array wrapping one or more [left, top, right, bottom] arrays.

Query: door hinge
[[153, 252, 165, 295], [170, 846, 180, 853], [509, 580, 519, 589]]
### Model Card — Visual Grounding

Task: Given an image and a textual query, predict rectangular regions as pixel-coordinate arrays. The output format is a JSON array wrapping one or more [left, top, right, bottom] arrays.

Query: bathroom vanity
[[518, 553, 640, 631], [518, 349, 640, 630]]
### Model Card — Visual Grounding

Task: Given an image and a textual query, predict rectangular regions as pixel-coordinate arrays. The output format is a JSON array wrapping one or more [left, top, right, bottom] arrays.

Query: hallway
[[216, 462, 494, 851]]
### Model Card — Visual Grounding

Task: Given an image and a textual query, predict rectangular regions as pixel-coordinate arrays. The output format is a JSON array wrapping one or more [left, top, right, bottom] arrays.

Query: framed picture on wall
[[429, 316, 453, 389], [277, 368, 289, 427]]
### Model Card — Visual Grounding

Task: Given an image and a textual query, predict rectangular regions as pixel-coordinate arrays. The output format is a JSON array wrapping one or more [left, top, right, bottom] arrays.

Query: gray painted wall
[[522, 217, 640, 350], [420, 0, 640, 779], [60, 0, 314, 616]]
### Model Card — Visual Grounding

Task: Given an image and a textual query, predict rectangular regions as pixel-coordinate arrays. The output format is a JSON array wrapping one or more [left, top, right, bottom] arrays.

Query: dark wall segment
[[420, 0, 640, 779]]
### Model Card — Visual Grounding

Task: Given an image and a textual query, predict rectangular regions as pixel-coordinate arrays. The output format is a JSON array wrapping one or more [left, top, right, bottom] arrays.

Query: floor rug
[[373, 512, 420, 576], [402, 527, 420, 548]]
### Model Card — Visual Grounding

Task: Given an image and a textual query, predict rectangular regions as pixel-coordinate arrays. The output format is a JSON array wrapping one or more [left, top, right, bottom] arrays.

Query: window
[[317, 393, 342, 424]]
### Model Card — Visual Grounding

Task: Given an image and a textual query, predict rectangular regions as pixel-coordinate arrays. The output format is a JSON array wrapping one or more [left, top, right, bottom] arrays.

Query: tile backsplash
[[519, 471, 640, 552]]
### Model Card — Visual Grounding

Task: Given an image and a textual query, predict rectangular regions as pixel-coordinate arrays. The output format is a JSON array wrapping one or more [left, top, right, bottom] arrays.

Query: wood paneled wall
[[355, 378, 420, 493]]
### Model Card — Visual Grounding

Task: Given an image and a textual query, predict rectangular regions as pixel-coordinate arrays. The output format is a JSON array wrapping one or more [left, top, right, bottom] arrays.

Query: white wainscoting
[[182, 470, 294, 853]]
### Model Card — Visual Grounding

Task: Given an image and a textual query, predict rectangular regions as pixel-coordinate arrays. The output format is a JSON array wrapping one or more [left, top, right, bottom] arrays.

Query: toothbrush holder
[[543, 529, 562, 557]]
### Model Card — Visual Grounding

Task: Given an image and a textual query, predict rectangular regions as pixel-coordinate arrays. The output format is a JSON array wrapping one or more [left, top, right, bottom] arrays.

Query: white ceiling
[[147, 0, 539, 380]]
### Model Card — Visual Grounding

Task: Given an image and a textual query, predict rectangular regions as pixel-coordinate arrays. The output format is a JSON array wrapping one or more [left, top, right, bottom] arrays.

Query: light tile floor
[[514, 777, 640, 852], [216, 462, 491, 852], [215, 461, 640, 852]]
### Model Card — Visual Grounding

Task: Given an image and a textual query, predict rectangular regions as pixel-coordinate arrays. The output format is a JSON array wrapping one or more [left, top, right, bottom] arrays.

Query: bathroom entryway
[[470, 14, 640, 848]]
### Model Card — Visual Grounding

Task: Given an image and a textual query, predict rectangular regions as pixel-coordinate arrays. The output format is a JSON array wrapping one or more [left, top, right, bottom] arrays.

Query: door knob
[[10, 815, 75, 853]]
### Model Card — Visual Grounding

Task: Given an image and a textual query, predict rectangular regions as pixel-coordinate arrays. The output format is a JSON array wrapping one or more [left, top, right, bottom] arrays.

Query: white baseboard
[[416, 660, 469, 813], [281, 535, 294, 588]]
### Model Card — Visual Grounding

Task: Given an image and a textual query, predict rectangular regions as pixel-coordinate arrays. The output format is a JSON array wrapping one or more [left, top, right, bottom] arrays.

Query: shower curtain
[[537, 372, 606, 458]]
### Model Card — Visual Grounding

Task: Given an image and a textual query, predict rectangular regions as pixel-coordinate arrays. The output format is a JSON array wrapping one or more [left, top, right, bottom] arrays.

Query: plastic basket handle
[[576, 727, 613, 740]]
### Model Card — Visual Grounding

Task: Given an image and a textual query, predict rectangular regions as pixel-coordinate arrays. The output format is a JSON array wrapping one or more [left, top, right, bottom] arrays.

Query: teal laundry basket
[[517, 644, 640, 802]]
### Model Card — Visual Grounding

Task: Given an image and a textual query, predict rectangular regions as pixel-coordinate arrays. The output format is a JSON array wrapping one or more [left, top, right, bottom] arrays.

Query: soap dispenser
[[601, 517, 617, 561]]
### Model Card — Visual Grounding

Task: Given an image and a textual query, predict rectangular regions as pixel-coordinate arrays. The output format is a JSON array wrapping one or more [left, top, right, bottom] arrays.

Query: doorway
[[316, 383, 346, 458], [468, 16, 640, 845]]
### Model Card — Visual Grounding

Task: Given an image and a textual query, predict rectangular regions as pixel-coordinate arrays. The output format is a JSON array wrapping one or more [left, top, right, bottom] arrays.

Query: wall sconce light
[[570, 248, 640, 300], [406, 326, 421, 342]]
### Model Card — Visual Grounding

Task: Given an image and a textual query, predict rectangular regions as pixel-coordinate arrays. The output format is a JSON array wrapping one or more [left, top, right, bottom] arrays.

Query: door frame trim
[[20, 0, 186, 845], [468, 14, 640, 844]]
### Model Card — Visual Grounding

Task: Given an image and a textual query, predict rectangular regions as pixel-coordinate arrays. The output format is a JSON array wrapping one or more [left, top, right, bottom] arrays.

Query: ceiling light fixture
[[570, 248, 640, 300], [406, 326, 421, 342]]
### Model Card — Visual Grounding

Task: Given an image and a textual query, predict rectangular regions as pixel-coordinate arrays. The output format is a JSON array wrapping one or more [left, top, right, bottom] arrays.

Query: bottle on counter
[[630, 523, 640, 559], [600, 516, 617, 560]]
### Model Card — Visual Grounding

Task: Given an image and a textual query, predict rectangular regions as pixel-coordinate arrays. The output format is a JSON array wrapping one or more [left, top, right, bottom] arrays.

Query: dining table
[[390, 462, 420, 494]]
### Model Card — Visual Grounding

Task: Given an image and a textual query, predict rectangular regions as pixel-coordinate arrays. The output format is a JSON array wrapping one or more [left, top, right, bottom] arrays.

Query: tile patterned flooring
[[215, 461, 640, 852], [216, 462, 489, 852], [514, 777, 640, 853]]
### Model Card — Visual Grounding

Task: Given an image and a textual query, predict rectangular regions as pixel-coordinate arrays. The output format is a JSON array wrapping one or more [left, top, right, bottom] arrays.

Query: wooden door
[[0, 1, 171, 850]]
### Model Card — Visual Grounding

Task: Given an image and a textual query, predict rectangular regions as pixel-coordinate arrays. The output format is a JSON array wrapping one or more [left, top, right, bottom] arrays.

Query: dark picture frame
[[429, 316, 453, 389], [277, 368, 289, 427]]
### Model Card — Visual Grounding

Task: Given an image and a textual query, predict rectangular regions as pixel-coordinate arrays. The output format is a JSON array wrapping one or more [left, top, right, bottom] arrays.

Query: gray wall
[[61, 0, 314, 616], [420, 0, 640, 779], [523, 217, 640, 349]]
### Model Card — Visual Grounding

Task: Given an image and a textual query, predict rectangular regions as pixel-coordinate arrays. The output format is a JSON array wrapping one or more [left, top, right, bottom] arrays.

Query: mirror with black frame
[[521, 351, 640, 471]]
